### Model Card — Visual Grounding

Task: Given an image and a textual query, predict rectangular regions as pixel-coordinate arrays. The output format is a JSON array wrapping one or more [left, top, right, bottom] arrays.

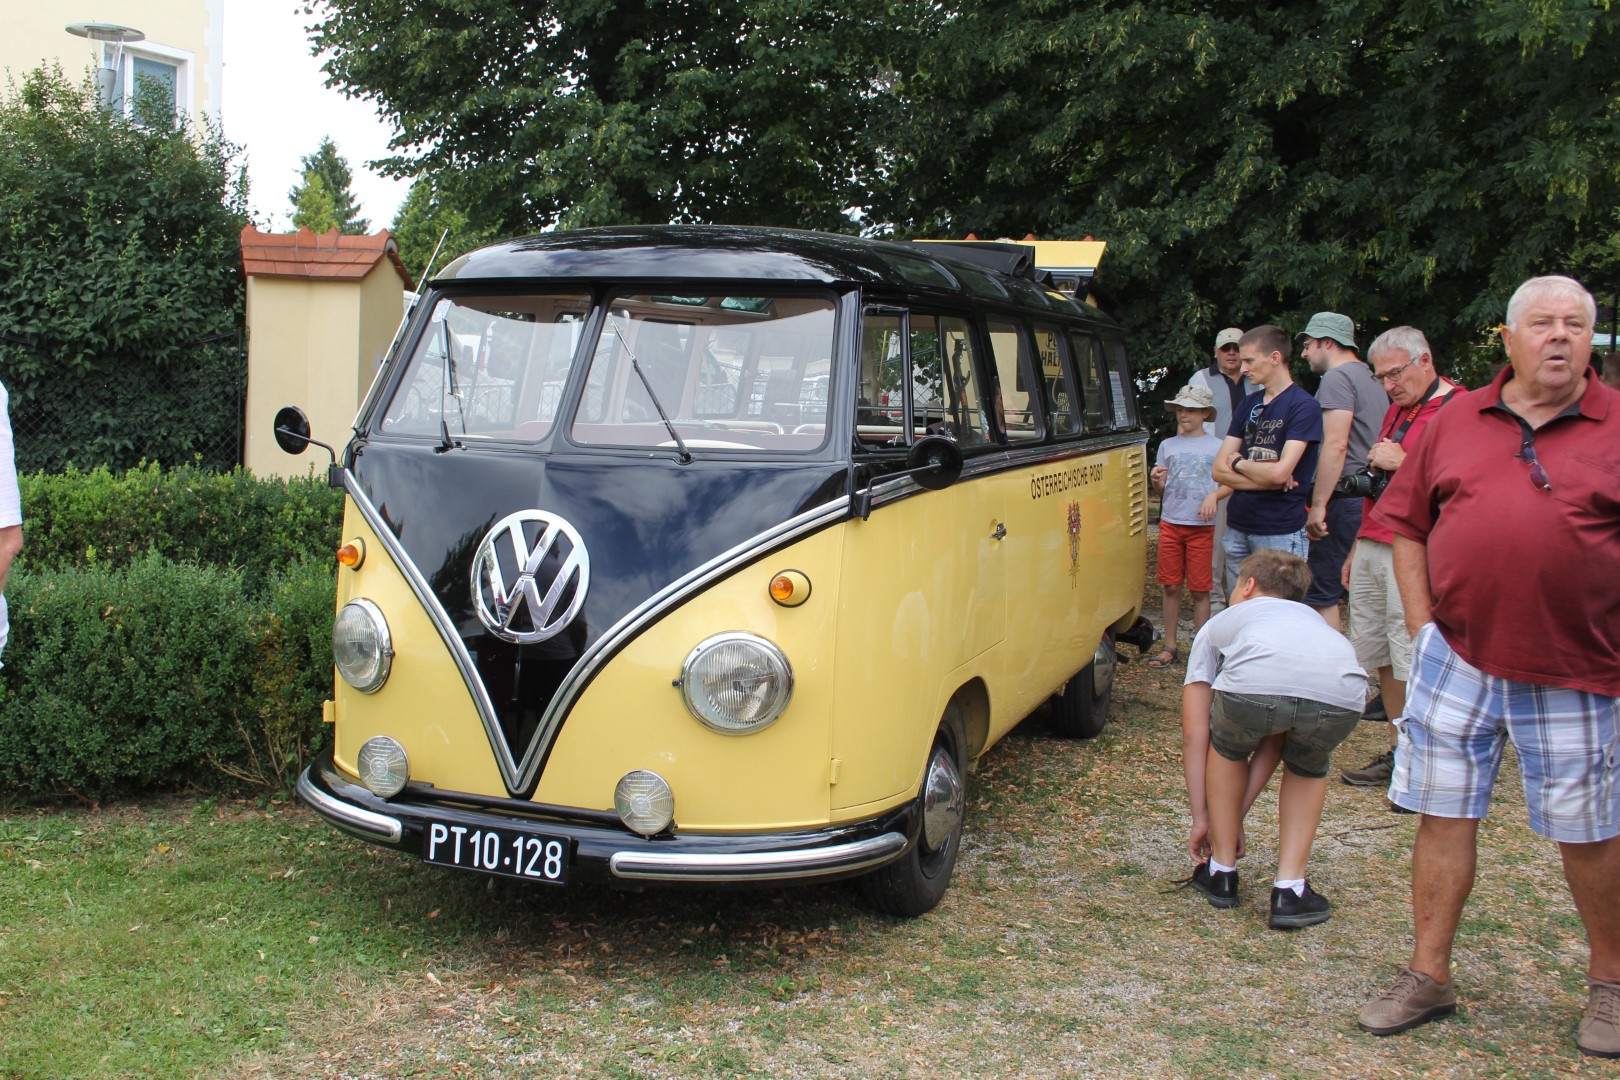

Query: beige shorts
[[1348, 539, 1411, 681]]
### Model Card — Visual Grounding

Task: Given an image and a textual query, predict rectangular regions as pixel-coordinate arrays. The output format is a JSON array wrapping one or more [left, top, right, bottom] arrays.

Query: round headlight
[[615, 770, 675, 836], [679, 632, 793, 734], [356, 736, 409, 798], [334, 598, 393, 693]]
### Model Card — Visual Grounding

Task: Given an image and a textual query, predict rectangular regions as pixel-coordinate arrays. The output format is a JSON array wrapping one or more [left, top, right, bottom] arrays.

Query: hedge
[[18, 461, 341, 590], [0, 465, 343, 799]]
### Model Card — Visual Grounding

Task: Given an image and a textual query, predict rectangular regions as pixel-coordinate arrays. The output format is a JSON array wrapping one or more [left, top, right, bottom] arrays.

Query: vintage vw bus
[[282, 226, 1151, 916]]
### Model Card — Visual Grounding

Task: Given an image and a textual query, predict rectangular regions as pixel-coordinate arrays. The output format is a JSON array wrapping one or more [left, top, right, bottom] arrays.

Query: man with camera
[[1301, 313, 1388, 631], [1357, 276, 1620, 1057], [1337, 327, 1462, 787]]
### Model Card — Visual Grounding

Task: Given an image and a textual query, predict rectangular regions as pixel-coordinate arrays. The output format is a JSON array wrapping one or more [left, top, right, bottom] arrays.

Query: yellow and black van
[[279, 226, 1151, 916]]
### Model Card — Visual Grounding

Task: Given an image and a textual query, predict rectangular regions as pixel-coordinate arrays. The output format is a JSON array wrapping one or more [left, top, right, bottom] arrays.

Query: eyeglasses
[[1373, 357, 1418, 384], [1517, 434, 1552, 491]]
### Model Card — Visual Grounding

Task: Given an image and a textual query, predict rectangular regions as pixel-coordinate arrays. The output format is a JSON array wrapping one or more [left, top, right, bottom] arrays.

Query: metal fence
[[0, 331, 246, 474]]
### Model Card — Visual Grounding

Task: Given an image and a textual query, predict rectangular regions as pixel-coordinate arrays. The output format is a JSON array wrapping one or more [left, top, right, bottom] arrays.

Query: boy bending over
[[1181, 550, 1367, 928]]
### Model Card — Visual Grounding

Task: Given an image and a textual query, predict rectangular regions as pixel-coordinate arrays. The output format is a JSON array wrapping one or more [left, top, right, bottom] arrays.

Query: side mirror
[[905, 435, 964, 491], [851, 434, 965, 519], [273, 405, 340, 484], [273, 406, 313, 455]]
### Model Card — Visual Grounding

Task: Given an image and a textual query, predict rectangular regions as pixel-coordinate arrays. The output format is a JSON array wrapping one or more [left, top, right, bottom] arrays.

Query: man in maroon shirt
[[1356, 276, 1620, 1057]]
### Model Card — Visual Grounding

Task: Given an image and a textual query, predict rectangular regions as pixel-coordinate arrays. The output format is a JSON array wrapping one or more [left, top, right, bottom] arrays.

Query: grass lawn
[[3, 639, 1615, 1077]]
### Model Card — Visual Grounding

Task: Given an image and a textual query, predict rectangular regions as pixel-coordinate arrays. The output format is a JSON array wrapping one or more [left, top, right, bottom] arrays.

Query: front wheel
[[1049, 631, 1116, 739], [858, 704, 967, 917]]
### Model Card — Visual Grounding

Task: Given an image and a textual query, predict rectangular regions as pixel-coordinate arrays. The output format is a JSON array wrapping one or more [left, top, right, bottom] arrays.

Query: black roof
[[434, 225, 1106, 321]]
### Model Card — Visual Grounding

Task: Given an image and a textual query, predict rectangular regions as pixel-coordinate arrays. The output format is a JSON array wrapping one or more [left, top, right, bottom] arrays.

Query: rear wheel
[[1049, 631, 1116, 739], [858, 704, 967, 917]]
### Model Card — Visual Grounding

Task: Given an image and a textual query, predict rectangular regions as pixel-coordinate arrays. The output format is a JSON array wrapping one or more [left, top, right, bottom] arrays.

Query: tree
[[291, 171, 341, 234], [288, 135, 369, 234], [882, 0, 1620, 387], [0, 66, 249, 472], [310, 0, 1620, 396], [389, 175, 498, 282], [309, 0, 931, 236]]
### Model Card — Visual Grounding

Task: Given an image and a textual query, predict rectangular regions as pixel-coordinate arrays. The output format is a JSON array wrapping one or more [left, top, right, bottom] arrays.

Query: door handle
[[990, 522, 1007, 540]]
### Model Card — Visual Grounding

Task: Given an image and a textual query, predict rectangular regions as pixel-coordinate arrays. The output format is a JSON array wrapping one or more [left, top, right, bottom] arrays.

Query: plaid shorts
[[1389, 623, 1620, 843]]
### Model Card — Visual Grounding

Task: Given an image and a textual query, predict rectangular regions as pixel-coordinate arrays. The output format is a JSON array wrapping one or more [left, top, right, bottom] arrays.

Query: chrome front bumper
[[296, 751, 915, 886]]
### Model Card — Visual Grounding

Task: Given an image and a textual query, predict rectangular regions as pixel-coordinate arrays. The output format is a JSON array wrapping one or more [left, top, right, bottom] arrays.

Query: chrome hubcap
[[920, 743, 964, 852], [1092, 637, 1116, 699]]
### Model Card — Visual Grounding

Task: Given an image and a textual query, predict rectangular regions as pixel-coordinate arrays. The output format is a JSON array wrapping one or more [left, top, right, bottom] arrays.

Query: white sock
[[1274, 878, 1305, 896], [1210, 859, 1236, 875]]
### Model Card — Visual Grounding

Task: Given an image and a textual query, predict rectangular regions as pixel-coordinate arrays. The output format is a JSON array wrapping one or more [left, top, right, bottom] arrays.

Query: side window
[[856, 308, 989, 448], [1106, 338, 1139, 428], [1068, 331, 1112, 433], [912, 313, 989, 445], [1033, 324, 1082, 437], [986, 320, 1044, 443]]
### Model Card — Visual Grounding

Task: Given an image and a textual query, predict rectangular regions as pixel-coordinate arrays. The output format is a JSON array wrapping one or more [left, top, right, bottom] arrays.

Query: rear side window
[[1068, 331, 1112, 433], [1031, 324, 1081, 437], [985, 319, 1044, 443], [1106, 338, 1139, 428]]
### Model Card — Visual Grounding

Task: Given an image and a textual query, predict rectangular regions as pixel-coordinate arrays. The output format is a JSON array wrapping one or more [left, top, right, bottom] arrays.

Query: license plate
[[423, 820, 570, 884]]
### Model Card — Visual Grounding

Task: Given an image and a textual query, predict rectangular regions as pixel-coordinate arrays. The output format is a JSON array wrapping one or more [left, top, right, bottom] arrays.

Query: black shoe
[[1362, 695, 1389, 723], [1190, 863, 1239, 909], [1268, 881, 1332, 929], [1387, 799, 1416, 815]]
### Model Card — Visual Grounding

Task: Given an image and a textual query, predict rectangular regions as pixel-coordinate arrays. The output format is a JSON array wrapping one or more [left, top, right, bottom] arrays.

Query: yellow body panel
[[330, 502, 506, 794], [535, 527, 848, 830]]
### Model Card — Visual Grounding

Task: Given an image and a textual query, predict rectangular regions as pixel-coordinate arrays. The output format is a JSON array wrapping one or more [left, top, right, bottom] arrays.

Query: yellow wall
[[242, 263, 405, 479], [1, 1, 223, 125]]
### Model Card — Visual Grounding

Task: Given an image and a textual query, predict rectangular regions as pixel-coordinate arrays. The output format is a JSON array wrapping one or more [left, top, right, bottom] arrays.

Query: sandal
[[1147, 647, 1179, 669]]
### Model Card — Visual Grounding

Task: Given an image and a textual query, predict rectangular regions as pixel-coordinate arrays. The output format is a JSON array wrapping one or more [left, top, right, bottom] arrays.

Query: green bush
[[18, 462, 341, 592], [0, 554, 337, 800]]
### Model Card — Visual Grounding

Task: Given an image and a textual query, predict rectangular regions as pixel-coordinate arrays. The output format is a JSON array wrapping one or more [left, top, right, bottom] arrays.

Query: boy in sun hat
[[1149, 384, 1228, 668]]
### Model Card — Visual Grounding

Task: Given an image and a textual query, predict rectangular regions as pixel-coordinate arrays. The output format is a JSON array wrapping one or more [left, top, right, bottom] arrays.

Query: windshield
[[571, 293, 834, 452], [378, 291, 834, 453], [379, 293, 589, 442]]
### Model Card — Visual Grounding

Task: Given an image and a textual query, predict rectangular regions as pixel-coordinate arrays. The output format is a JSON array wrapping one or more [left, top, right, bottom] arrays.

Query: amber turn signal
[[336, 538, 366, 569], [769, 569, 811, 607]]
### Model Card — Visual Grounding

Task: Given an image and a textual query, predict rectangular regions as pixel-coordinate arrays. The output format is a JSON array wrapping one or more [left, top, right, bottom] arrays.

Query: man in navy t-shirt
[[1210, 324, 1323, 595]]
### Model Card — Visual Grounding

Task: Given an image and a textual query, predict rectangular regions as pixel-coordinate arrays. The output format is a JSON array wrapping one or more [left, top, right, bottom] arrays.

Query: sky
[[221, 0, 411, 232]]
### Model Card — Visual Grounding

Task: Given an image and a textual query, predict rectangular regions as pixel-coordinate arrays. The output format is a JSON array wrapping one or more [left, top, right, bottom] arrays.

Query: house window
[[106, 43, 192, 126]]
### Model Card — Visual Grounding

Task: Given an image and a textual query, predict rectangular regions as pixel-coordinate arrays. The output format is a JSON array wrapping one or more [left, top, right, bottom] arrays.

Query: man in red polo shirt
[[1356, 276, 1620, 1057]]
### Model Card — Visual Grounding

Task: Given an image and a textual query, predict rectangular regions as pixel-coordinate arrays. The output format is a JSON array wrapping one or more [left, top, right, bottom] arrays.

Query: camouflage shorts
[[1210, 691, 1360, 779]]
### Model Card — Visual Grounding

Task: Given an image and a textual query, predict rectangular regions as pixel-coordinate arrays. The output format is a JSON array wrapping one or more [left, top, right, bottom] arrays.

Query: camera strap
[[1383, 378, 1452, 444]]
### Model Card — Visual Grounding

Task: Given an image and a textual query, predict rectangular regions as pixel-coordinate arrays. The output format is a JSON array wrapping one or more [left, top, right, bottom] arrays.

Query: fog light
[[356, 736, 409, 798], [615, 770, 674, 836]]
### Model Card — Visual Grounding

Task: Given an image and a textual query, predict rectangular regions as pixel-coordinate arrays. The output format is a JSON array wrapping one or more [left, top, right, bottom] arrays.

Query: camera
[[1333, 467, 1389, 500]]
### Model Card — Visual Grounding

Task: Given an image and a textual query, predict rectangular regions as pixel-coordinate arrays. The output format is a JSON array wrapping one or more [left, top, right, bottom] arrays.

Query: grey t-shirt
[[1315, 360, 1389, 478], [1184, 596, 1367, 710], [1155, 433, 1223, 526]]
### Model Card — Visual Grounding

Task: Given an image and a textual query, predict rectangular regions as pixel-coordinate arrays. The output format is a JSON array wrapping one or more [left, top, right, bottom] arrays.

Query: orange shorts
[[1156, 521, 1215, 592]]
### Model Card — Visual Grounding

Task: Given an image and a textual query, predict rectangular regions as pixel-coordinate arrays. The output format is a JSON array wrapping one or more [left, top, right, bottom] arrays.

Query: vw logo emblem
[[471, 510, 590, 644]]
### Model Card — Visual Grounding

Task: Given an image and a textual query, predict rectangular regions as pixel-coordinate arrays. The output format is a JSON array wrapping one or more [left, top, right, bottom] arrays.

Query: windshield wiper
[[610, 317, 691, 464], [435, 317, 466, 453]]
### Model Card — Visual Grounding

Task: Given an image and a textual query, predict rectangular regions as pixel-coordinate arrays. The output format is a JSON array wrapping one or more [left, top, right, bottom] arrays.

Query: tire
[[1049, 631, 1116, 739], [858, 704, 968, 918]]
